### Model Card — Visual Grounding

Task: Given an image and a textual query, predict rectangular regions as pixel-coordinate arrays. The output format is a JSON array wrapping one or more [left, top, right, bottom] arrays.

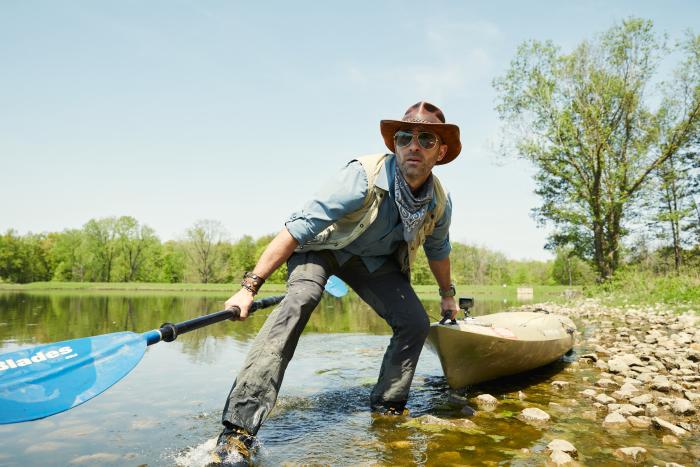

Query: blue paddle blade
[[324, 275, 349, 298], [0, 332, 147, 424]]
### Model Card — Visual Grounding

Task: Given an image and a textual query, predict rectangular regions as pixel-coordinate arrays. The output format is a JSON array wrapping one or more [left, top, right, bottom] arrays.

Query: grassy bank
[[586, 269, 700, 311], [0, 281, 576, 301]]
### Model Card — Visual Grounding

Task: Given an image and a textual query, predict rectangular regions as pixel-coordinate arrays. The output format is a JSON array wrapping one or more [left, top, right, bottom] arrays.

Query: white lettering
[[0, 346, 77, 373], [30, 351, 47, 363]]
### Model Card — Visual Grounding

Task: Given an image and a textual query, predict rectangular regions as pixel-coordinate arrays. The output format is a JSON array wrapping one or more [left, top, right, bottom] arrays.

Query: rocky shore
[[410, 299, 699, 465], [516, 299, 698, 465]]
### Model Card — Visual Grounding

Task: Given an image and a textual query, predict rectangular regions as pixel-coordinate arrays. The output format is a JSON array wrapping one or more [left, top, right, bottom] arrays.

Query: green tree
[[494, 19, 700, 279], [229, 235, 257, 282], [49, 229, 89, 281], [83, 217, 119, 281], [551, 247, 595, 285], [159, 240, 186, 283], [114, 216, 161, 281], [184, 220, 229, 283], [0, 230, 53, 283]]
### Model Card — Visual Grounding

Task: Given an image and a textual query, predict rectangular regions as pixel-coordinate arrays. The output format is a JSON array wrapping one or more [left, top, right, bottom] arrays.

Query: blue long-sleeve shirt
[[285, 154, 451, 272]]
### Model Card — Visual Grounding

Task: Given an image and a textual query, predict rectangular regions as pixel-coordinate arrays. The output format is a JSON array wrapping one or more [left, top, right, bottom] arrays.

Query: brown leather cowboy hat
[[380, 101, 461, 165]]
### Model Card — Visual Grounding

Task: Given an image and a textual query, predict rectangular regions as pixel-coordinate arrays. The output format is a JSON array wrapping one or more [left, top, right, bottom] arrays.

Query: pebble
[[551, 381, 569, 390]]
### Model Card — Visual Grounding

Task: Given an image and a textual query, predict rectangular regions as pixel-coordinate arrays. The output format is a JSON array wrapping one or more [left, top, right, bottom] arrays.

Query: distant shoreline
[[0, 282, 577, 300]]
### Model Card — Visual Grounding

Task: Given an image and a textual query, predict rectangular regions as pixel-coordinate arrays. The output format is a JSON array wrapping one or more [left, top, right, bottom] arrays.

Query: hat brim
[[380, 120, 461, 165]]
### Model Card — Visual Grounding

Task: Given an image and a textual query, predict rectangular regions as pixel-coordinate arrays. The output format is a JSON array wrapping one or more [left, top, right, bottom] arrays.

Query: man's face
[[394, 127, 448, 187]]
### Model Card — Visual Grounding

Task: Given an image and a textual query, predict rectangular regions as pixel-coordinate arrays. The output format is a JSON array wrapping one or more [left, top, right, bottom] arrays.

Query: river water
[[0, 291, 693, 466]]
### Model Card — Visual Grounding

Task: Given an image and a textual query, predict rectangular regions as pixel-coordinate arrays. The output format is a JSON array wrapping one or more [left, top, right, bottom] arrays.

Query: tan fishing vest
[[296, 153, 448, 275]]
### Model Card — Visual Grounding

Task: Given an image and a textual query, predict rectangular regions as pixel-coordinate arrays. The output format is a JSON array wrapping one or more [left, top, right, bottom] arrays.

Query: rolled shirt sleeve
[[285, 161, 369, 245], [423, 192, 452, 260]]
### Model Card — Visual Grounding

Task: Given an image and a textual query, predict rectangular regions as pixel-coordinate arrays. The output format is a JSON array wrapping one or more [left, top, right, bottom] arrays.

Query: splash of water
[[173, 437, 219, 467]]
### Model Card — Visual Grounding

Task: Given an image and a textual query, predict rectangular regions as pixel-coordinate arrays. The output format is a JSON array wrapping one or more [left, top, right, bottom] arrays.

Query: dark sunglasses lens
[[418, 132, 437, 149], [394, 131, 413, 148]]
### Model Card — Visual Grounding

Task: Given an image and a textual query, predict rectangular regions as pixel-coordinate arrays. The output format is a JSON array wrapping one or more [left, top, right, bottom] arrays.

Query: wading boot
[[210, 426, 257, 467], [370, 405, 410, 426]]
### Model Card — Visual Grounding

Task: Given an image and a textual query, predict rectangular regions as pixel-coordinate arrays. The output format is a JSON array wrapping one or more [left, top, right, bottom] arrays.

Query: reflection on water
[[2, 291, 693, 466]]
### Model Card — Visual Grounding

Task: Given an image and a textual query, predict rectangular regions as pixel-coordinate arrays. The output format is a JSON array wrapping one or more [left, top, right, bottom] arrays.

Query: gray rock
[[652, 417, 688, 437], [595, 360, 609, 371], [518, 407, 550, 424], [608, 359, 630, 374], [549, 450, 574, 465], [613, 447, 647, 463], [618, 353, 644, 367], [580, 389, 597, 399], [579, 353, 598, 362], [629, 393, 653, 406], [595, 378, 618, 389], [602, 412, 629, 428], [645, 403, 659, 416], [475, 394, 499, 407], [595, 394, 616, 404], [609, 404, 644, 416], [651, 375, 671, 392], [671, 398, 696, 415], [612, 386, 638, 400], [627, 416, 652, 428], [546, 439, 577, 456]]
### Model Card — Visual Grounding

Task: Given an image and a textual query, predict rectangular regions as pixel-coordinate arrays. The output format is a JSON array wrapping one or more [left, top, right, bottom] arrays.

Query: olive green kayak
[[425, 311, 576, 389]]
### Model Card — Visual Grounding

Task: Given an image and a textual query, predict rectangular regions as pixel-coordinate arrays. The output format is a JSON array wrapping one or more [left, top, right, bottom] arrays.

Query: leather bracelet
[[439, 283, 456, 298], [240, 271, 265, 296]]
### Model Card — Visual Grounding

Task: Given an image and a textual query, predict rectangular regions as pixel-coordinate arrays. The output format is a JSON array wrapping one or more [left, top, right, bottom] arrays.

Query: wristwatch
[[439, 283, 456, 298]]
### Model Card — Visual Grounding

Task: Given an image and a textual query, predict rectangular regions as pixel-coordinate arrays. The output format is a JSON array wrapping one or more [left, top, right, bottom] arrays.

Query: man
[[212, 101, 461, 465]]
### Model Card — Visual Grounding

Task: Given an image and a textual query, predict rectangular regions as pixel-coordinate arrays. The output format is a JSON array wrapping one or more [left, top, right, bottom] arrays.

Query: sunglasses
[[394, 130, 439, 150]]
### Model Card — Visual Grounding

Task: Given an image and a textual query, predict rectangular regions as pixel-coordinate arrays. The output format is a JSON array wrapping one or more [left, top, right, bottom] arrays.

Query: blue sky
[[1, 1, 697, 260]]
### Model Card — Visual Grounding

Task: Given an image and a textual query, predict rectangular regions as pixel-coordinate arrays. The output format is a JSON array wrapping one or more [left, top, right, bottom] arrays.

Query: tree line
[[0, 216, 591, 286]]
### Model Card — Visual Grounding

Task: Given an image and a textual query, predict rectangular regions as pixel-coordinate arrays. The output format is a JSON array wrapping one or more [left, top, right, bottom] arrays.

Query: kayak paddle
[[0, 295, 284, 425]]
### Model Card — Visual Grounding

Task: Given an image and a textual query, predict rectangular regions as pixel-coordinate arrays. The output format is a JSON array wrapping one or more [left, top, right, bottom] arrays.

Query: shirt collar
[[375, 154, 392, 191]]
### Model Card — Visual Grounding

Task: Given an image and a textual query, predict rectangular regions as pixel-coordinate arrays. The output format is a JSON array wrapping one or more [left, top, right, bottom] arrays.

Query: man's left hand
[[441, 296, 459, 320]]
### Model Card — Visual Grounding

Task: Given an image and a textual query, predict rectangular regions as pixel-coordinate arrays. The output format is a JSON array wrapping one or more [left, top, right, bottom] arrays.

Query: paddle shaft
[[156, 295, 285, 344]]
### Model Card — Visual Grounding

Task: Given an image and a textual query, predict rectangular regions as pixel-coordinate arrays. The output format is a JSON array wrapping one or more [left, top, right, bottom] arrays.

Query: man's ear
[[437, 144, 448, 161]]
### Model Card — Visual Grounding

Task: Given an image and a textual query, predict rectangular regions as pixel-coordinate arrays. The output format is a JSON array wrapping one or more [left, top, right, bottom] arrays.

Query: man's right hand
[[225, 288, 255, 320]]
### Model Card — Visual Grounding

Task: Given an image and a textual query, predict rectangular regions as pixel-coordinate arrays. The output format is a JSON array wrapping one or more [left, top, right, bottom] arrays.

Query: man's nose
[[407, 135, 421, 151]]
